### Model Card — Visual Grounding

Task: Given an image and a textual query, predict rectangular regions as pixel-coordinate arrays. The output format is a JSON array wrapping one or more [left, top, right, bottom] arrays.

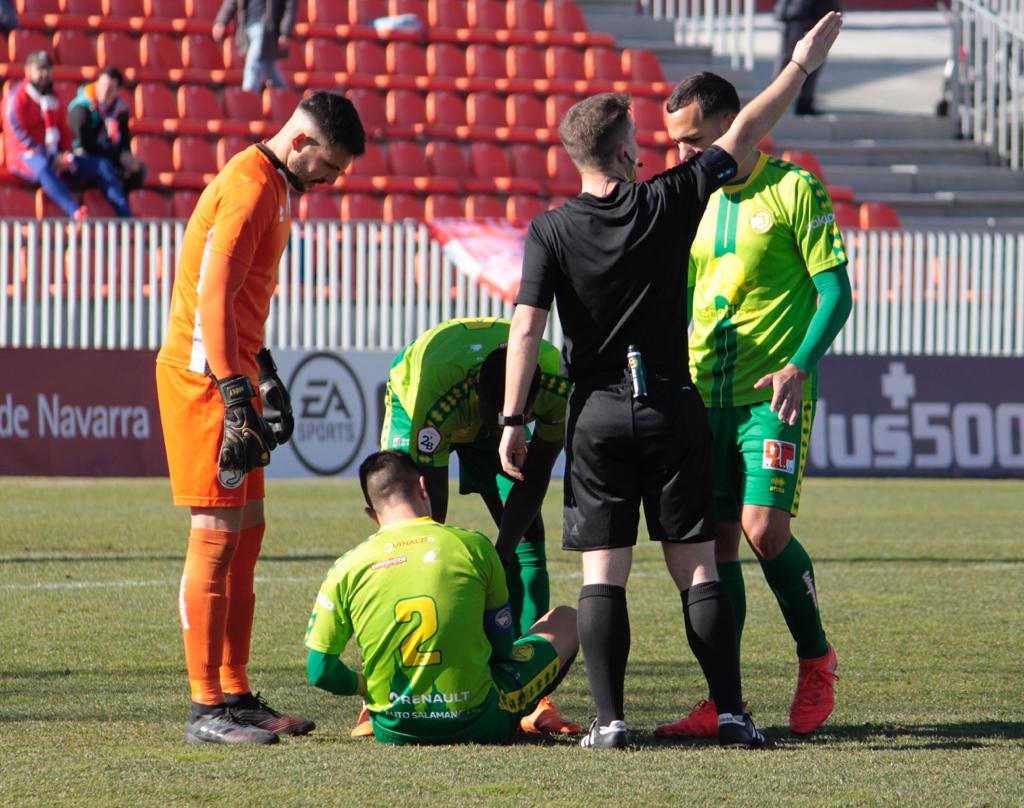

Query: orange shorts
[[155, 362, 265, 508]]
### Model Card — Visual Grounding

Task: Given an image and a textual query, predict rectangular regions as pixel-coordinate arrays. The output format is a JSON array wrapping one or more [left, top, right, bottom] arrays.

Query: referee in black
[[498, 13, 842, 749]]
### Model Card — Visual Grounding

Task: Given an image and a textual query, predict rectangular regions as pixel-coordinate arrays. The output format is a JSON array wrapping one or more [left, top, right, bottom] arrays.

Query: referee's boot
[[224, 691, 316, 736], [184, 706, 279, 745], [579, 719, 628, 749], [717, 712, 766, 749]]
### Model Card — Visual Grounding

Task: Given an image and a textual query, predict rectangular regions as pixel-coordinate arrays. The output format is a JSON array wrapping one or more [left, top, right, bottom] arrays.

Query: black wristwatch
[[496, 413, 525, 427]]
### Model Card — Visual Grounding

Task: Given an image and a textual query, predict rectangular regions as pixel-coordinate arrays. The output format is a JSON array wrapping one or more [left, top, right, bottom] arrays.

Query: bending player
[[363, 317, 578, 737], [305, 451, 579, 745], [156, 92, 365, 745], [655, 71, 850, 740]]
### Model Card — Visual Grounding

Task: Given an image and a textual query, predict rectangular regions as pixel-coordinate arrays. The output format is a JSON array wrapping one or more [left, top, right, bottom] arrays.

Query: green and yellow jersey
[[688, 153, 847, 407], [304, 516, 511, 743], [383, 317, 572, 467]]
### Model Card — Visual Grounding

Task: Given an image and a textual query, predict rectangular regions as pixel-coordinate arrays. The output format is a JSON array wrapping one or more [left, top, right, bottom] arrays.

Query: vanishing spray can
[[627, 345, 647, 400]]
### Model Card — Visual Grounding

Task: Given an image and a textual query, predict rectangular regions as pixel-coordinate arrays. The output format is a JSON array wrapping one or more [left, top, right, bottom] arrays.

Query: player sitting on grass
[[305, 450, 579, 745]]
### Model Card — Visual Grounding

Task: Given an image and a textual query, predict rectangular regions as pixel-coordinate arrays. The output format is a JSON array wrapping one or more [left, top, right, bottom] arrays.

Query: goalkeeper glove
[[256, 347, 295, 444], [216, 374, 277, 477]]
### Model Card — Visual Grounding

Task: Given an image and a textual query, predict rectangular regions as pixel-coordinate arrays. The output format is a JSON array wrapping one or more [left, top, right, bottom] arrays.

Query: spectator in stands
[[2, 51, 131, 219], [0, 0, 18, 36], [775, 0, 841, 115], [68, 67, 146, 197], [212, 0, 297, 93]]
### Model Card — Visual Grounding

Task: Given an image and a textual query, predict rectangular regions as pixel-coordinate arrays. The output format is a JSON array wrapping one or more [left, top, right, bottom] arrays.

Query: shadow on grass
[[0, 553, 340, 565]]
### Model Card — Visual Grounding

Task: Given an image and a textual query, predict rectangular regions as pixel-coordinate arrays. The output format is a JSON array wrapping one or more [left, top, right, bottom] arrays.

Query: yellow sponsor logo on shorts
[[512, 643, 535, 662]]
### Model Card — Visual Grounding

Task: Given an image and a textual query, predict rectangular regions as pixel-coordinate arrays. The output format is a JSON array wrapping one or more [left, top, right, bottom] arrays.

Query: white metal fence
[[637, 0, 755, 70], [1, 218, 1023, 356], [952, 0, 1024, 170]]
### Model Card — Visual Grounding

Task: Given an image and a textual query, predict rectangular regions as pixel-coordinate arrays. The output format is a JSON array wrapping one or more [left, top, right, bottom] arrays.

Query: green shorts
[[371, 634, 564, 745], [708, 400, 815, 522]]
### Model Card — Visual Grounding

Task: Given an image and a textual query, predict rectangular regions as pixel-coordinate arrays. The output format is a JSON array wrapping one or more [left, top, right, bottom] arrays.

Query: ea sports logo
[[288, 353, 366, 475]]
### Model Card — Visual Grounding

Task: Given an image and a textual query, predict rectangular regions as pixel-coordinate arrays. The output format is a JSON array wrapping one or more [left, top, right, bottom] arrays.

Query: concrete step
[[862, 190, 1024, 220], [774, 138, 996, 167], [616, 39, 714, 68], [824, 165, 1024, 194], [584, 11, 679, 43], [771, 114, 956, 142], [898, 215, 1024, 232]]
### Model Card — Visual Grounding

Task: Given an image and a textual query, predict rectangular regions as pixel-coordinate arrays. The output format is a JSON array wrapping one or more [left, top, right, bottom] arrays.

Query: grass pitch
[[1, 477, 1021, 807]]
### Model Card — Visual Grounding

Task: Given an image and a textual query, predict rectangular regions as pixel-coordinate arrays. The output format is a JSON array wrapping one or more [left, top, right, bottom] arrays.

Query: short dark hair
[[665, 72, 740, 117], [298, 91, 367, 157], [476, 346, 542, 412], [559, 92, 632, 172], [99, 67, 124, 86], [358, 450, 421, 510]]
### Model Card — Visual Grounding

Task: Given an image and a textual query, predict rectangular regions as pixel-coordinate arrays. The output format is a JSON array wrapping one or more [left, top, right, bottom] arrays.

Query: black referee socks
[[578, 584, 630, 727], [681, 581, 744, 716]]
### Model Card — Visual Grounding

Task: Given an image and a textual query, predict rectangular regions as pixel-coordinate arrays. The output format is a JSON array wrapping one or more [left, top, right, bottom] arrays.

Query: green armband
[[306, 650, 360, 696]]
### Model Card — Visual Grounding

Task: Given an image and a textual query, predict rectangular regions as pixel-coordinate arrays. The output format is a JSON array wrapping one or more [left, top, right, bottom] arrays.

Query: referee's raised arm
[[714, 11, 842, 166]]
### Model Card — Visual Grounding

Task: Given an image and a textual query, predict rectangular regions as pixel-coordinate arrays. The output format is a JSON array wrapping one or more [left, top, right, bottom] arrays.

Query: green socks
[[716, 560, 746, 653], [506, 539, 549, 635], [759, 537, 829, 659]]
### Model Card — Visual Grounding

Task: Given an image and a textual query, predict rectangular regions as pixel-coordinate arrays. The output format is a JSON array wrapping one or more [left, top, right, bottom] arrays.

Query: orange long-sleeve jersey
[[157, 145, 291, 382]]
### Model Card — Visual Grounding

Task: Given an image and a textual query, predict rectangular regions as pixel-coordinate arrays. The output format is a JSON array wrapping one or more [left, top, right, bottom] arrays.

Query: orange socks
[[220, 523, 265, 696], [180, 527, 239, 705]]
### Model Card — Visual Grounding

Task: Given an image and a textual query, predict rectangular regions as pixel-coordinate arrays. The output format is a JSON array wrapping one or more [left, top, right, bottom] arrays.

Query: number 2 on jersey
[[394, 596, 442, 668]]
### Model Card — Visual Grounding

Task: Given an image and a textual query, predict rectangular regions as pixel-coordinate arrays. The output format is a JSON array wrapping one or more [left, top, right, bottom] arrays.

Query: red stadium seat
[[300, 192, 341, 220], [509, 143, 548, 183], [36, 188, 66, 219], [172, 190, 200, 219], [98, 32, 142, 70], [386, 89, 426, 128], [621, 48, 664, 82], [384, 193, 425, 222], [466, 92, 505, 127], [507, 194, 546, 222], [387, 42, 427, 77], [308, 0, 347, 23], [507, 94, 546, 128], [104, 0, 146, 15], [429, 0, 467, 27], [860, 202, 901, 230], [781, 148, 854, 203], [130, 189, 170, 218], [585, 46, 623, 81], [345, 88, 387, 131], [468, 0, 507, 29], [54, 30, 97, 67], [348, 0, 388, 23], [546, 47, 585, 80], [347, 141, 387, 177], [217, 136, 252, 168], [546, 94, 576, 128], [278, 43, 306, 74], [426, 141, 469, 177], [141, 33, 183, 70], [631, 96, 664, 132], [426, 44, 466, 78], [469, 142, 512, 178], [182, 34, 224, 70], [507, 46, 546, 80], [0, 185, 36, 218], [508, 0, 546, 30], [264, 87, 301, 122], [636, 147, 663, 181], [425, 193, 464, 220], [146, 0, 187, 17], [187, 0, 221, 16], [178, 86, 222, 120], [342, 193, 384, 221], [135, 83, 177, 119], [426, 91, 466, 126], [173, 136, 217, 173], [347, 41, 387, 77], [390, 0, 427, 23], [133, 135, 174, 173], [223, 87, 262, 121], [545, 0, 587, 31], [466, 194, 505, 219], [307, 39, 345, 73], [832, 200, 858, 230], [547, 144, 577, 188], [8, 30, 51, 63], [467, 44, 506, 79], [21, 0, 60, 12], [63, 0, 103, 14], [388, 140, 430, 176]]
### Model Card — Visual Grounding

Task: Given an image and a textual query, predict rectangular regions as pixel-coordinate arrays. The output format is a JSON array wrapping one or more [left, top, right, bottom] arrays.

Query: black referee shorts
[[562, 375, 716, 551]]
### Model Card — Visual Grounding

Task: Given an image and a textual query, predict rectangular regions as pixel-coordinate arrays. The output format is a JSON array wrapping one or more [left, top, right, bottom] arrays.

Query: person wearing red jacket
[[2, 51, 131, 219]]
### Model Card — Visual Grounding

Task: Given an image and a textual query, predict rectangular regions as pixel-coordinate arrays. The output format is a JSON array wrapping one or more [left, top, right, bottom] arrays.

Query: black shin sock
[[681, 581, 743, 716], [578, 584, 630, 727]]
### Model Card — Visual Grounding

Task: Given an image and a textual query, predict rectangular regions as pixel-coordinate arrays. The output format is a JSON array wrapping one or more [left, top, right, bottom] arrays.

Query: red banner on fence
[[428, 219, 527, 302], [0, 349, 168, 477]]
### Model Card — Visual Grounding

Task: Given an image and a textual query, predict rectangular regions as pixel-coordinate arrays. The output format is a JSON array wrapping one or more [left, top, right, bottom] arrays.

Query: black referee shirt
[[516, 146, 737, 383]]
